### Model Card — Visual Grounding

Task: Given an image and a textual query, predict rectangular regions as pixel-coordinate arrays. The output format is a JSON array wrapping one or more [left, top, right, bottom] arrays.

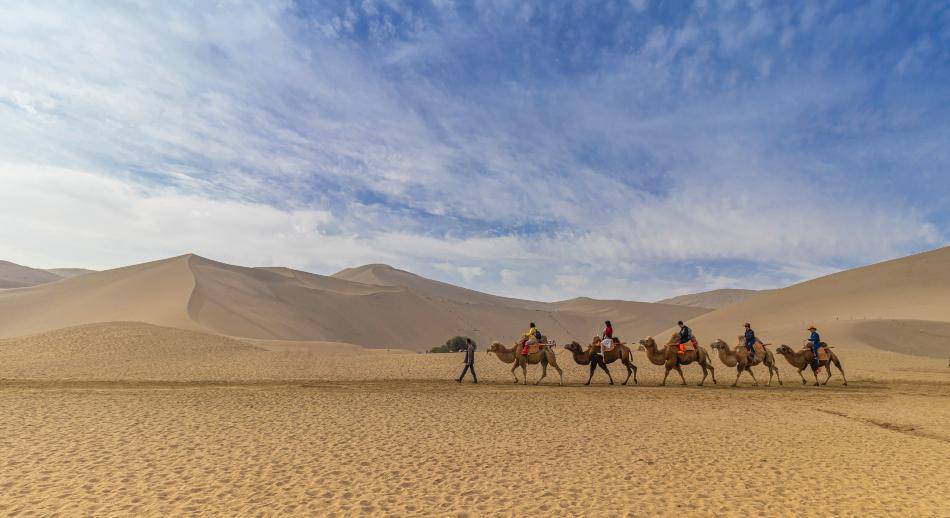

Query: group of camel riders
[[519, 320, 826, 369], [457, 318, 830, 383]]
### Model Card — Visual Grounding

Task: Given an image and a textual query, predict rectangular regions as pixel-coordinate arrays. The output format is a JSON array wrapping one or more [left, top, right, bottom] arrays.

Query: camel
[[637, 335, 716, 386], [487, 341, 563, 386], [563, 337, 638, 385], [775, 344, 847, 386], [710, 338, 782, 387]]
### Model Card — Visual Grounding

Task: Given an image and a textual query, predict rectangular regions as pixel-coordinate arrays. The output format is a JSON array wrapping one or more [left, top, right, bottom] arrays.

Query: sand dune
[[658, 288, 764, 309], [0, 254, 700, 350], [334, 263, 546, 309], [666, 247, 950, 359], [0, 260, 94, 288], [0, 260, 64, 288]]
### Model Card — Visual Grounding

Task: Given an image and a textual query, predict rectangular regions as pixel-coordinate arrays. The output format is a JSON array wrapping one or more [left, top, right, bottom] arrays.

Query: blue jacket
[[809, 331, 821, 346], [745, 329, 756, 346]]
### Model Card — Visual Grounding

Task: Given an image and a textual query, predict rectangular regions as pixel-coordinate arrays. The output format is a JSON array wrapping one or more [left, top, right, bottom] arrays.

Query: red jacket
[[603, 326, 613, 339]]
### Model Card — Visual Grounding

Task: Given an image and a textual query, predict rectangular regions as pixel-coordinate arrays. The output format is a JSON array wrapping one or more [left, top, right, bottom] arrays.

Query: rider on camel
[[744, 322, 757, 362], [676, 321, 696, 355]]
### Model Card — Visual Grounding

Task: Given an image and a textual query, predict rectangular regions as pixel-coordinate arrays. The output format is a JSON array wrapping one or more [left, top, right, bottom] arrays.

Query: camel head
[[710, 339, 728, 351], [591, 336, 601, 346], [638, 337, 656, 351], [488, 341, 506, 353], [776, 344, 793, 355], [564, 341, 583, 353]]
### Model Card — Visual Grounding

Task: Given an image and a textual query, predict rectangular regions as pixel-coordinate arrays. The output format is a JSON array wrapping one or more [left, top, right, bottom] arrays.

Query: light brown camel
[[637, 335, 716, 386], [775, 344, 847, 386], [710, 338, 782, 387], [563, 337, 638, 385], [488, 341, 563, 385]]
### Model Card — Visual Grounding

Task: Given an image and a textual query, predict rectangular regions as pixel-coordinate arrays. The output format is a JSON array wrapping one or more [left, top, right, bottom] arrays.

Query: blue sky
[[1, 0, 948, 301]]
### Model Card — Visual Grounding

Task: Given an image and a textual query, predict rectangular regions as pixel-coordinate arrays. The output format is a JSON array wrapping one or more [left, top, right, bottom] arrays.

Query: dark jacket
[[678, 325, 692, 343], [463, 342, 476, 365], [745, 328, 756, 346], [809, 331, 821, 346]]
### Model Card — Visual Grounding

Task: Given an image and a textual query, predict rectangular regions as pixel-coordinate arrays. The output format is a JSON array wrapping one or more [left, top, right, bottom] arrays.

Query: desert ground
[[1, 322, 948, 516], [1, 248, 949, 515]]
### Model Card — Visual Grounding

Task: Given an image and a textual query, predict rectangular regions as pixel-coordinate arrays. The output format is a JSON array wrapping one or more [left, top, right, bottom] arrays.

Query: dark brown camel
[[488, 341, 563, 386], [710, 338, 782, 387], [637, 335, 716, 386], [563, 337, 638, 385], [775, 344, 847, 386]]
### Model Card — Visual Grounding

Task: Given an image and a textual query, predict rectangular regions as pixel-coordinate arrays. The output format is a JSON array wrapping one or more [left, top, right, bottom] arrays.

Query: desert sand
[[1, 249, 949, 516], [658, 288, 765, 309]]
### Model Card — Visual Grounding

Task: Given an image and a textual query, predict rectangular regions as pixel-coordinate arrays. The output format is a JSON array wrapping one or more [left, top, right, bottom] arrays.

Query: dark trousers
[[458, 364, 477, 382]]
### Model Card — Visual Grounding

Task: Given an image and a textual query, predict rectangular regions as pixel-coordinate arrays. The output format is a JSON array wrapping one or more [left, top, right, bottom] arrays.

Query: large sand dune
[[666, 247, 950, 359], [0, 254, 701, 349]]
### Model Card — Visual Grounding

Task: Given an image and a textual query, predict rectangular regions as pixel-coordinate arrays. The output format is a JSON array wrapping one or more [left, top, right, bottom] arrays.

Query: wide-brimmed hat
[[807, 325, 817, 330]]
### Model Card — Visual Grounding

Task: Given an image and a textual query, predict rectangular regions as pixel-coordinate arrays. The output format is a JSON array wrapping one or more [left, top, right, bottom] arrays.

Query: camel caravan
[[478, 320, 847, 387]]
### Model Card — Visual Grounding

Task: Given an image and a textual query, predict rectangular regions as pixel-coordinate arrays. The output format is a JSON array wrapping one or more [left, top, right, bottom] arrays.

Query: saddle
[[591, 337, 620, 353], [677, 340, 697, 354], [801, 343, 830, 361]]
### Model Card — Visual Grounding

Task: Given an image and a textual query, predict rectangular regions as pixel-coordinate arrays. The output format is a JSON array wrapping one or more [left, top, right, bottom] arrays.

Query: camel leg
[[521, 363, 528, 385], [661, 368, 671, 386], [586, 362, 596, 385], [631, 363, 638, 385], [747, 367, 758, 387], [797, 368, 807, 385], [554, 363, 563, 386], [811, 365, 820, 386], [622, 360, 633, 385], [600, 361, 614, 385], [733, 366, 742, 387], [708, 362, 716, 384], [676, 365, 688, 386], [536, 363, 548, 385], [833, 358, 848, 386]]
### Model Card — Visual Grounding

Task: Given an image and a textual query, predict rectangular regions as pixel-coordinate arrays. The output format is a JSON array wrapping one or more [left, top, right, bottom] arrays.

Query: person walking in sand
[[457, 338, 477, 383]]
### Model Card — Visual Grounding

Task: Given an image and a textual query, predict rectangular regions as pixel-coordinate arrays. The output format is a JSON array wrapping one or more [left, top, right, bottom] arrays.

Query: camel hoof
[[802, 380, 807, 385], [814, 382, 820, 386], [584, 382, 590, 386], [843, 382, 848, 386], [731, 384, 738, 387]]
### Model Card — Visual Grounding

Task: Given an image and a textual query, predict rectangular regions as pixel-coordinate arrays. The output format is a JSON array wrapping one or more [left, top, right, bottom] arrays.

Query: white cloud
[[0, 2, 945, 302]]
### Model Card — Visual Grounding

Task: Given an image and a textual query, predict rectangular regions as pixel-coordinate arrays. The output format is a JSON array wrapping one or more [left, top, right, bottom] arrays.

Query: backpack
[[535, 329, 542, 340]]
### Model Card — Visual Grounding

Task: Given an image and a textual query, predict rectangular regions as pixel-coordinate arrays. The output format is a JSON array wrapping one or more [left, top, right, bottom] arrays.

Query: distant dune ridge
[[658, 288, 764, 309], [0, 260, 94, 289], [1, 247, 949, 359], [0, 254, 705, 349]]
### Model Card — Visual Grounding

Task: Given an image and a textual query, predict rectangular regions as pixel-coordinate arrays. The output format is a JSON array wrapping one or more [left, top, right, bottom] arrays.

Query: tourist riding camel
[[638, 335, 716, 386], [676, 321, 697, 355], [743, 323, 757, 362], [520, 322, 542, 356], [563, 334, 638, 385], [489, 333, 563, 386], [710, 337, 782, 387], [806, 325, 822, 370], [776, 338, 848, 386]]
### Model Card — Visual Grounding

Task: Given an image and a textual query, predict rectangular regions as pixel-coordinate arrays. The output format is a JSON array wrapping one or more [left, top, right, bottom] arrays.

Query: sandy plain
[[1, 323, 948, 517]]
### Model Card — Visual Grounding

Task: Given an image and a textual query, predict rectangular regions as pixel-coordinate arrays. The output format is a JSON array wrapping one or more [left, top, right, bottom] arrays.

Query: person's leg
[[457, 364, 469, 382], [470, 364, 477, 383]]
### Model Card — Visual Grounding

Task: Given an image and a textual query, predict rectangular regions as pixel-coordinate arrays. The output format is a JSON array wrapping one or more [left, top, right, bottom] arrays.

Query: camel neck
[[643, 344, 667, 366]]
